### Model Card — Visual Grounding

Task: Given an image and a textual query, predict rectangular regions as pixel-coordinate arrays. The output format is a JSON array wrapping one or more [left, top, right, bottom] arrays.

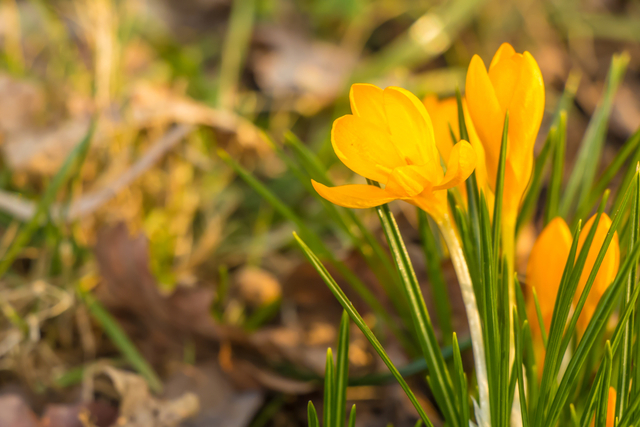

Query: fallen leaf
[[235, 266, 281, 308], [252, 26, 357, 115], [0, 394, 40, 427], [93, 223, 228, 366], [163, 362, 264, 427], [95, 367, 199, 427]]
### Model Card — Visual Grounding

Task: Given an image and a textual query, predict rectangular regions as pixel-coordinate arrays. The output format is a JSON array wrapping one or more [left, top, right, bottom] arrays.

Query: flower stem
[[502, 218, 523, 427], [438, 212, 491, 427]]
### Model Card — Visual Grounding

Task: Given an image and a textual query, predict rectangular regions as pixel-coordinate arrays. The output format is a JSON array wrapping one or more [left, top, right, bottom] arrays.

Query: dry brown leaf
[[0, 73, 45, 134], [41, 401, 118, 427], [2, 116, 94, 174], [94, 223, 225, 361], [252, 26, 357, 115], [96, 367, 198, 427], [0, 394, 40, 427], [163, 362, 263, 427], [235, 266, 281, 308], [130, 83, 268, 154]]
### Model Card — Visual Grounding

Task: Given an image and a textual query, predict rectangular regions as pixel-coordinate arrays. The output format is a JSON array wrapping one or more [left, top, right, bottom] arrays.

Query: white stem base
[[438, 214, 491, 427]]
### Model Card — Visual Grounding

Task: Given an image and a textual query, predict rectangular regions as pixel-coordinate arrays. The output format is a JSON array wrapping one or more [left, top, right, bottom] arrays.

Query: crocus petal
[[434, 140, 476, 190], [349, 84, 387, 126], [526, 217, 573, 370], [465, 54, 504, 187], [526, 217, 573, 333], [464, 101, 490, 192], [383, 87, 441, 172], [505, 51, 545, 183], [466, 45, 545, 223], [423, 95, 458, 162], [576, 213, 620, 334], [489, 42, 516, 71], [385, 164, 435, 197], [331, 114, 405, 183], [311, 180, 397, 208], [488, 52, 523, 112]]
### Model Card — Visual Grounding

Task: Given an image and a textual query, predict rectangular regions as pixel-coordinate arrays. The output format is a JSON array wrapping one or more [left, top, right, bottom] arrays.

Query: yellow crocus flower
[[314, 83, 489, 425], [423, 95, 490, 204], [312, 84, 477, 221], [526, 214, 619, 366], [465, 43, 545, 225]]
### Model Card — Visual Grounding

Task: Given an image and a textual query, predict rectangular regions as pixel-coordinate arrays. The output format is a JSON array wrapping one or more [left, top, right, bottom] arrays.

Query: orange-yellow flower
[[465, 43, 545, 224], [312, 84, 477, 221], [526, 214, 620, 366], [423, 95, 490, 203]]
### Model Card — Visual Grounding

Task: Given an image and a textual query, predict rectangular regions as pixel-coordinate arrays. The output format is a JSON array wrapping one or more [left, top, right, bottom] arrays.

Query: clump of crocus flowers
[[290, 42, 632, 427]]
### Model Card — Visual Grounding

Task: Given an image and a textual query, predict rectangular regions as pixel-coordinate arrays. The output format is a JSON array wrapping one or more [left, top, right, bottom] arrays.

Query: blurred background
[[0, 0, 638, 426]]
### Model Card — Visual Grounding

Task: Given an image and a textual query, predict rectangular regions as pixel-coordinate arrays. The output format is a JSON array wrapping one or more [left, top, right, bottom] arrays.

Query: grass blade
[[452, 333, 470, 425], [335, 311, 350, 427], [615, 168, 639, 420], [293, 233, 434, 427], [513, 315, 530, 427], [493, 111, 509, 264], [218, 149, 408, 345], [324, 348, 335, 427], [575, 127, 640, 222], [545, 112, 567, 225], [371, 198, 459, 427], [418, 209, 454, 345], [348, 405, 356, 427], [578, 367, 605, 427], [216, 0, 256, 108], [0, 122, 94, 277], [271, 133, 414, 335], [284, 131, 401, 290], [561, 52, 630, 218], [517, 127, 554, 233], [531, 288, 548, 348], [595, 343, 613, 427], [78, 288, 163, 393], [308, 401, 320, 427]]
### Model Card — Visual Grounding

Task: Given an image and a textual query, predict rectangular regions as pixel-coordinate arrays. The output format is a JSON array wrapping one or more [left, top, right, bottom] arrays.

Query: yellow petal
[[383, 87, 441, 172], [331, 114, 405, 183], [488, 52, 523, 112], [385, 164, 435, 197], [526, 217, 572, 371], [506, 51, 545, 187], [526, 217, 573, 334], [465, 54, 504, 188], [576, 213, 620, 334], [411, 189, 449, 221], [434, 140, 476, 190], [349, 84, 387, 126], [489, 42, 516, 71], [502, 156, 534, 224], [466, 46, 545, 222], [464, 101, 490, 193], [423, 95, 458, 162], [311, 180, 397, 208]]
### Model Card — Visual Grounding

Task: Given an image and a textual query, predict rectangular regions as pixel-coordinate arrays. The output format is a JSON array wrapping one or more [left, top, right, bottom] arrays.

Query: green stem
[[502, 217, 521, 427], [438, 212, 490, 427]]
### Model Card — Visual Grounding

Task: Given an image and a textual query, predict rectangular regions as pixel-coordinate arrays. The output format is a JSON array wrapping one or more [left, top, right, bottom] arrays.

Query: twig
[[0, 125, 193, 222]]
